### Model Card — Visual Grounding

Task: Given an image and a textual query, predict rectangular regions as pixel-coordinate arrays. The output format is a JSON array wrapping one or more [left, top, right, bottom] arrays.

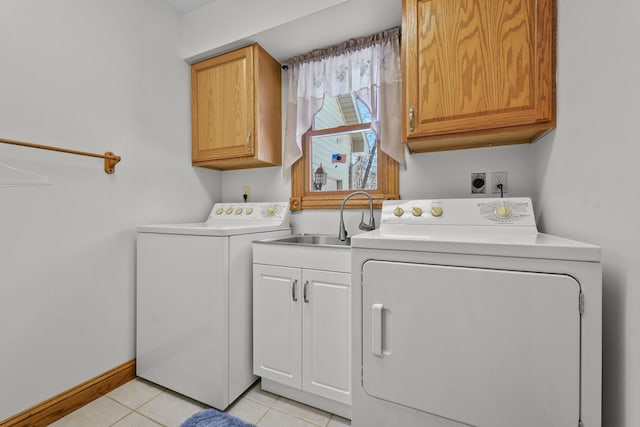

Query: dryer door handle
[[371, 303, 384, 357]]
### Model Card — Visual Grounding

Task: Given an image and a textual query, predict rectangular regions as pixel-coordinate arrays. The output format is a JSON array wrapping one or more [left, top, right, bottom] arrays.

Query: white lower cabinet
[[253, 264, 351, 406], [253, 264, 302, 389]]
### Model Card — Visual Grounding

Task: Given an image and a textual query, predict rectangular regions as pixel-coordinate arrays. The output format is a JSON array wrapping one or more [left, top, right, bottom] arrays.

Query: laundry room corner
[[0, 0, 221, 421]]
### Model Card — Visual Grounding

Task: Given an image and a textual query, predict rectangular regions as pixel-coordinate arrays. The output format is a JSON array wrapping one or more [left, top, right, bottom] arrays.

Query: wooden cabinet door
[[402, 0, 555, 150], [301, 269, 351, 404], [192, 46, 255, 161], [253, 264, 302, 389]]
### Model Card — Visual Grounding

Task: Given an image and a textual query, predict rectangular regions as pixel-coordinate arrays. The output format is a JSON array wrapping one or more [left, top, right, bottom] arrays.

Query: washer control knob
[[431, 206, 443, 217], [225, 208, 233, 215], [412, 207, 423, 217], [393, 207, 404, 217], [235, 208, 243, 215], [266, 207, 276, 216], [245, 208, 253, 215], [495, 205, 511, 218], [215, 208, 223, 215]]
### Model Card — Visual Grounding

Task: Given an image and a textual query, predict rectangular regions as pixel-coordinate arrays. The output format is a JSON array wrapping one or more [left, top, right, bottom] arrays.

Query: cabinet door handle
[[245, 133, 252, 150], [292, 279, 298, 302], [409, 108, 414, 132], [371, 303, 384, 357], [303, 281, 309, 303]]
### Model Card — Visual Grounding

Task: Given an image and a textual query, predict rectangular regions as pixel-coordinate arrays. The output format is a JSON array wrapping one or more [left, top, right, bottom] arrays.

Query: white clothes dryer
[[350, 198, 601, 427], [136, 202, 290, 409]]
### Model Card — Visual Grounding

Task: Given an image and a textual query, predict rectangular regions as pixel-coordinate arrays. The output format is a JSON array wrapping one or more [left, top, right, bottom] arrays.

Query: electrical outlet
[[242, 185, 250, 202], [471, 172, 486, 194], [491, 171, 507, 194]]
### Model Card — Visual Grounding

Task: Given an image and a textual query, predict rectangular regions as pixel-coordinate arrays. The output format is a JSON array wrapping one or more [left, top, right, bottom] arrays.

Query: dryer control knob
[[412, 207, 423, 217], [431, 206, 443, 217], [393, 207, 404, 217], [215, 208, 223, 215], [245, 208, 253, 215], [225, 208, 233, 215], [266, 207, 276, 216], [495, 205, 511, 218], [235, 208, 243, 215]]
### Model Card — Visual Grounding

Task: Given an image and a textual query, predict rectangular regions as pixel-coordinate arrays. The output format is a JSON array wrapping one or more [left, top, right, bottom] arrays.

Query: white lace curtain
[[283, 27, 403, 173]]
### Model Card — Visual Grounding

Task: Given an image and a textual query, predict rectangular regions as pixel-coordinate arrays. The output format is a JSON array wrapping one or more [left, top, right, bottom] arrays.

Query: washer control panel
[[207, 202, 290, 223], [380, 198, 536, 228]]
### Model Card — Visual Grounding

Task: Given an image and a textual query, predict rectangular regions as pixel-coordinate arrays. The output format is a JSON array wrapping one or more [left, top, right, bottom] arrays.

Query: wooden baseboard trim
[[1, 359, 136, 427]]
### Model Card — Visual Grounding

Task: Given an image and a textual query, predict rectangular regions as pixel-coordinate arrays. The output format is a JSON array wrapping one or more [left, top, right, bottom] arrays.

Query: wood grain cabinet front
[[402, 0, 556, 153], [191, 43, 282, 170]]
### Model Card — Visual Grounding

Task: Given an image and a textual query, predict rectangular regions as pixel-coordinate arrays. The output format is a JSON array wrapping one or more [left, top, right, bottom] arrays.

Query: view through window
[[308, 95, 378, 192]]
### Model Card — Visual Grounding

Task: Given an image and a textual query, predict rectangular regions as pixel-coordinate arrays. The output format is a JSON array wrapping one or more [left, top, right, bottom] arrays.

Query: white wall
[[0, 0, 220, 420], [182, 0, 402, 64], [532, 1, 640, 426], [181, 0, 348, 62]]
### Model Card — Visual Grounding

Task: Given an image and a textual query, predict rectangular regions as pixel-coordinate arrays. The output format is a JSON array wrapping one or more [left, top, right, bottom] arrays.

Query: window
[[309, 95, 378, 193], [285, 28, 402, 210]]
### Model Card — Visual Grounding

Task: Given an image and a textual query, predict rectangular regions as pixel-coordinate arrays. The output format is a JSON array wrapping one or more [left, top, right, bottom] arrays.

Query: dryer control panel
[[380, 198, 537, 229]]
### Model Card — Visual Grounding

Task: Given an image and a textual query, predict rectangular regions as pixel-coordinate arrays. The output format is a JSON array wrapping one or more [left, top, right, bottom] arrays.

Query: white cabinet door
[[253, 264, 302, 388], [362, 261, 580, 427], [302, 269, 351, 404]]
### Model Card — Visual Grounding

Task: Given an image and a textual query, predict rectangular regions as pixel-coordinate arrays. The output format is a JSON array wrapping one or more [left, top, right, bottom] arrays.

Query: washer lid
[[137, 222, 290, 236]]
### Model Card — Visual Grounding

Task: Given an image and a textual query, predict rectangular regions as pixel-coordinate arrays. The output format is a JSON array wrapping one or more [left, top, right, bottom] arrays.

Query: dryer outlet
[[471, 173, 486, 194]]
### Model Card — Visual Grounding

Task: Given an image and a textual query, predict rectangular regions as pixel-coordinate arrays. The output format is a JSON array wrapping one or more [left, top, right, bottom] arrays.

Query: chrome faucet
[[338, 191, 376, 241]]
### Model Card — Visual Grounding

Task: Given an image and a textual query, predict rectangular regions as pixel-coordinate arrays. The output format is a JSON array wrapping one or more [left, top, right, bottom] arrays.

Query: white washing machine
[[136, 202, 291, 409], [350, 198, 602, 427]]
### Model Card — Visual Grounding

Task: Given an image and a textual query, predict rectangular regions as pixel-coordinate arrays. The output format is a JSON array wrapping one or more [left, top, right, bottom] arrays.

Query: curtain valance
[[283, 27, 403, 173]]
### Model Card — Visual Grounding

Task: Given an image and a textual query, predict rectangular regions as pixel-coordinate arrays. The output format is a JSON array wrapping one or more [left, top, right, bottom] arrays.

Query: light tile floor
[[47, 378, 351, 427]]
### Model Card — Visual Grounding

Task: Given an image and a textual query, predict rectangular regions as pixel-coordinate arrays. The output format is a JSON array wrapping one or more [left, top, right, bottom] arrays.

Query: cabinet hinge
[[409, 107, 415, 132], [579, 293, 585, 315]]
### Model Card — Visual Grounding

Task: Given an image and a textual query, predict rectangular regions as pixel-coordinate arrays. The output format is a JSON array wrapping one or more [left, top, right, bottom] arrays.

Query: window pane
[[309, 129, 378, 192]]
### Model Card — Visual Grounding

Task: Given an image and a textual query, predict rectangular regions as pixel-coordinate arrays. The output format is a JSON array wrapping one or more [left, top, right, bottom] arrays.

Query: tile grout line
[[105, 386, 166, 426], [264, 407, 329, 427], [103, 396, 133, 427], [247, 388, 344, 426], [243, 394, 279, 409], [234, 394, 277, 425], [270, 397, 333, 427], [107, 392, 163, 410], [132, 409, 167, 427], [131, 388, 164, 410], [105, 380, 340, 427], [251, 398, 275, 426], [105, 380, 164, 411]]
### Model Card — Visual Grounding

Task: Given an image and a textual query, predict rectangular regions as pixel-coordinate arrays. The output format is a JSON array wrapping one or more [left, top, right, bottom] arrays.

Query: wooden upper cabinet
[[191, 43, 282, 170], [402, 0, 556, 152]]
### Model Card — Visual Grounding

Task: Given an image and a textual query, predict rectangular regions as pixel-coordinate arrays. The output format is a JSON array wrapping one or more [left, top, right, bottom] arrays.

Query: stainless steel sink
[[261, 234, 351, 247]]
